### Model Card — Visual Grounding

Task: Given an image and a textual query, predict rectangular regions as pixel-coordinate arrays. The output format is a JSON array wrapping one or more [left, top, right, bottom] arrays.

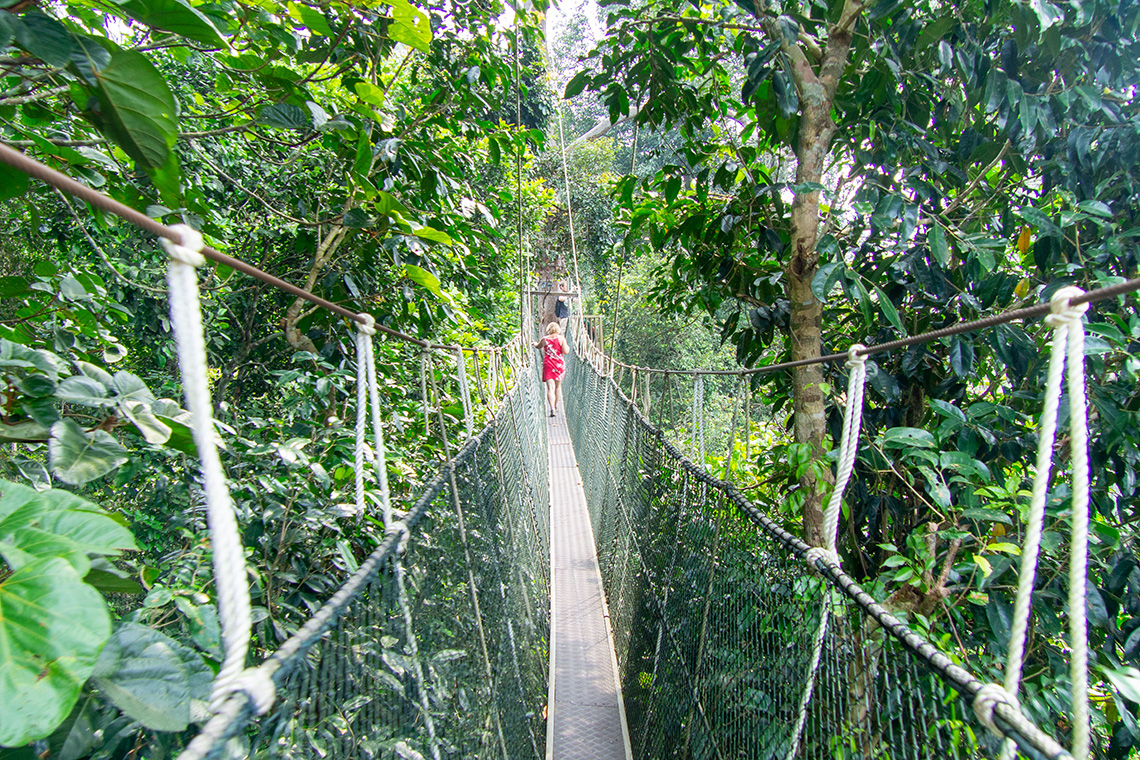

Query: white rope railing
[[163, 225, 275, 715], [355, 315, 440, 760], [785, 344, 867, 760], [981, 286, 1091, 760]]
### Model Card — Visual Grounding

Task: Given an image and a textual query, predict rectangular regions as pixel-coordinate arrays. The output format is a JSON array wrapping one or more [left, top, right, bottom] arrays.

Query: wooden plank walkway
[[546, 408, 632, 760]]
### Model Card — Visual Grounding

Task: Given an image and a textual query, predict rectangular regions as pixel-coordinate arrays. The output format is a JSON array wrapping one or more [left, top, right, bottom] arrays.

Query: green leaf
[[382, 0, 431, 52], [0, 558, 111, 747], [928, 222, 950, 267], [411, 225, 451, 245], [949, 338, 974, 379], [55, 375, 113, 407], [1077, 199, 1112, 218], [1102, 665, 1140, 704], [881, 427, 937, 449], [0, 481, 137, 573], [354, 81, 386, 107], [259, 102, 310, 130], [91, 623, 209, 732], [564, 70, 591, 99], [986, 594, 1012, 642], [0, 164, 29, 202], [116, 0, 227, 46], [89, 50, 179, 172], [11, 12, 75, 67], [48, 420, 129, 485], [872, 284, 905, 335], [810, 262, 843, 302], [119, 401, 171, 444], [405, 265, 442, 298], [960, 507, 1013, 526], [939, 451, 991, 482]]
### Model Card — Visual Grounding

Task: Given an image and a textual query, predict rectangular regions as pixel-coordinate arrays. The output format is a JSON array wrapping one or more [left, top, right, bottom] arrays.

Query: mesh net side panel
[[191, 373, 550, 760], [563, 335, 1041, 760]]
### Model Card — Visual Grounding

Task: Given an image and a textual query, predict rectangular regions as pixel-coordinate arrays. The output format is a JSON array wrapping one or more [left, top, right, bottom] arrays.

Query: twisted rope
[[163, 225, 273, 714], [355, 314, 440, 760], [456, 346, 475, 438], [785, 344, 867, 760], [986, 287, 1090, 760]]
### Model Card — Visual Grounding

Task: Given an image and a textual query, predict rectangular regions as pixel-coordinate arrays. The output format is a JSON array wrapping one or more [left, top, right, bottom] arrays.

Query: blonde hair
[[546, 322, 561, 335]]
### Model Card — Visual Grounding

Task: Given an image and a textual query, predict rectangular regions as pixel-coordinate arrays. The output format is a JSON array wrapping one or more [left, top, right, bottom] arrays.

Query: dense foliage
[[0, 0, 558, 753], [560, 0, 1140, 753]]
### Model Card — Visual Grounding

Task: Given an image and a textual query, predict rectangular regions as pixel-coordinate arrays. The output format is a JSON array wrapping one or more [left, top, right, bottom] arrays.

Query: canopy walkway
[[3, 143, 1138, 760]]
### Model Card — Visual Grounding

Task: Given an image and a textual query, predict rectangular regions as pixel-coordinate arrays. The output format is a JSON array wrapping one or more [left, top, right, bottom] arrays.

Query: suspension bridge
[[2, 140, 1138, 760]]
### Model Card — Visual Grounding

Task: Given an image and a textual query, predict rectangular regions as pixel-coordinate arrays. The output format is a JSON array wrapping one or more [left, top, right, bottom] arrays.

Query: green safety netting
[[562, 325, 1068, 760]]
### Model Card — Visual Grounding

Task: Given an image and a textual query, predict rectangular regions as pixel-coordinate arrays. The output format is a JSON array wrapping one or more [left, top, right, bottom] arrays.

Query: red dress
[[541, 335, 566, 381]]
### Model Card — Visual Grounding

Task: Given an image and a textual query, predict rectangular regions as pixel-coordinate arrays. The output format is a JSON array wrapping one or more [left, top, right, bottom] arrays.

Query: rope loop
[[973, 683, 1019, 737], [845, 343, 867, 368], [387, 520, 411, 555], [1045, 285, 1088, 328], [230, 668, 278, 716], [355, 312, 377, 336], [161, 224, 206, 268]]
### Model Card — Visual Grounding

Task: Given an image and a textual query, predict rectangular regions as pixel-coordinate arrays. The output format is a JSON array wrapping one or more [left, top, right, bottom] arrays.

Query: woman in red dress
[[534, 322, 570, 417]]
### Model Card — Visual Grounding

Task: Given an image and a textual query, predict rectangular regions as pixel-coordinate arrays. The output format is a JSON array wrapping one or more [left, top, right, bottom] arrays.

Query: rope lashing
[[974, 683, 1025, 736], [988, 286, 1090, 760], [163, 225, 270, 714], [785, 343, 867, 760]]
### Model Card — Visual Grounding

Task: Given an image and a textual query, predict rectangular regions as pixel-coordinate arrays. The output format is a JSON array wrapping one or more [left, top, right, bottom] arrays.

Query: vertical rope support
[[455, 347, 475, 438], [356, 315, 440, 760], [163, 226, 258, 713], [420, 350, 431, 437], [785, 345, 866, 760], [691, 375, 706, 467], [975, 287, 1089, 760]]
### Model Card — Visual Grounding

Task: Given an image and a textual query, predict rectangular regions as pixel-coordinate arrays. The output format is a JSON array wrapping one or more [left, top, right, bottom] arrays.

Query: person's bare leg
[[546, 379, 556, 415], [554, 379, 563, 414]]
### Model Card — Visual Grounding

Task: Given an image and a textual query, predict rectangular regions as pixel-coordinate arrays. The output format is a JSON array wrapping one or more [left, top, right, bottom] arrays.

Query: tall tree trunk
[[775, 1, 861, 547]]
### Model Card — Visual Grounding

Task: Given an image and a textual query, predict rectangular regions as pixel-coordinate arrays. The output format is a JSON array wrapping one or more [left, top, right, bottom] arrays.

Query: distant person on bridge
[[535, 322, 570, 417]]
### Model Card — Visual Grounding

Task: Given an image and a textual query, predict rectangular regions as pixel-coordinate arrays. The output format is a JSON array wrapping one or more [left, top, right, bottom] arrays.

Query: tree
[[568, 0, 1140, 750]]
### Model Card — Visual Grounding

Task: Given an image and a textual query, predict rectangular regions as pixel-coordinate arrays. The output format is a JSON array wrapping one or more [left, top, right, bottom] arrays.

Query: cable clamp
[[845, 343, 867, 369], [161, 224, 205, 267], [972, 683, 1019, 737], [356, 312, 377, 336], [1045, 285, 1088, 328]]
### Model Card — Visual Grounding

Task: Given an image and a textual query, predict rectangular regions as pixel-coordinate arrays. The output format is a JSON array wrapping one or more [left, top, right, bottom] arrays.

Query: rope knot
[[232, 668, 278, 716], [805, 546, 839, 568], [161, 224, 205, 267], [845, 343, 867, 369], [387, 520, 411, 554], [1045, 285, 1088, 328], [356, 313, 376, 336], [972, 683, 1019, 737]]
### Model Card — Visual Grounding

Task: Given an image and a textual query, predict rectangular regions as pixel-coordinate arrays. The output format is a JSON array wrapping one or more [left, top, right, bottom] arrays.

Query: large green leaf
[[10, 12, 74, 67], [0, 558, 111, 747], [0, 481, 136, 573], [89, 50, 179, 172], [114, 0, 227, 47], [383, 0, 431, 52], [91, 623, 211, 732], [48, 420, 129, 485]]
